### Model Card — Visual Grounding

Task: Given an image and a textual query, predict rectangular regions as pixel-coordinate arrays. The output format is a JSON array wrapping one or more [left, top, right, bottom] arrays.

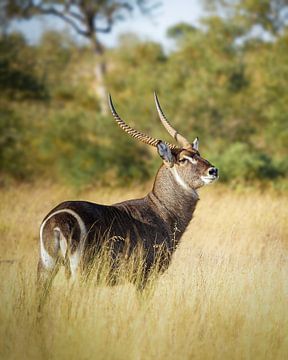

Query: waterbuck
[[38, 93, 218, 288]]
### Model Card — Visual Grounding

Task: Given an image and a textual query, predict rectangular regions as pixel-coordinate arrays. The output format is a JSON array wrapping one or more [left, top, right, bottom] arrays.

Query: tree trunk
[[92, 38, 108, 115]]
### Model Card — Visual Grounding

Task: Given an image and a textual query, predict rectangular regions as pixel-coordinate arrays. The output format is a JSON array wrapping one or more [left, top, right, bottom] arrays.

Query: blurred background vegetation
[[0, 0, 287, 189]]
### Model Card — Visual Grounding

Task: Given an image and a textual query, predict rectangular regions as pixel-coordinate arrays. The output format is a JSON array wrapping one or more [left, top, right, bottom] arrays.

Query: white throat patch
[[170, 166, 190, 191], [170, 166, 198, 198]]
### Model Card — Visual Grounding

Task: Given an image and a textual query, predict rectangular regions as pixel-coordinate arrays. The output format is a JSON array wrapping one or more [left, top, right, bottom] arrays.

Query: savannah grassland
[[0, 184, 287, 360]]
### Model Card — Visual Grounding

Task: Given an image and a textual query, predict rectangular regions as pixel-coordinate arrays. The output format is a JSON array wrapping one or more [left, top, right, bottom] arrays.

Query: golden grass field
[[0, 184, 287, 360]]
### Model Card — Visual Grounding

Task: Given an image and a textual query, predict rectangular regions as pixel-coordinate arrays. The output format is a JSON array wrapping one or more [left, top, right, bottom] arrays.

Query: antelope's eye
[[179, 158, 188, 164]]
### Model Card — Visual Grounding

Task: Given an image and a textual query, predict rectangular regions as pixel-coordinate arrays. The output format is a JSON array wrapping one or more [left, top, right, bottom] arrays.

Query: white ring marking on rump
[[39, 209, 87, 269]]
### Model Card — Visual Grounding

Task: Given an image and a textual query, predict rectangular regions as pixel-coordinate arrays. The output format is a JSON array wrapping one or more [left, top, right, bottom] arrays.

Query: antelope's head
[[108, 93, 218, 191]]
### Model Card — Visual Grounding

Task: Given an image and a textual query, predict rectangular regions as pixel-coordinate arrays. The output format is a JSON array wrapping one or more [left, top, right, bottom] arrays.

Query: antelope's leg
[[68, 248, 82, 281], [37, 227, 65, 313]]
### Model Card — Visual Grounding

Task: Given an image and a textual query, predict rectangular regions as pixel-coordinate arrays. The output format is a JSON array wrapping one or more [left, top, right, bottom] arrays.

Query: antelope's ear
[[192, 137, 199, 151], [157, 141, 175, 167]]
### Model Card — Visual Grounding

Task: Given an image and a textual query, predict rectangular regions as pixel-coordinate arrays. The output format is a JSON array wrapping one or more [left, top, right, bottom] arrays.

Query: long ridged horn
[[154, 92, 191, 148], [108, 94, 178, 149]]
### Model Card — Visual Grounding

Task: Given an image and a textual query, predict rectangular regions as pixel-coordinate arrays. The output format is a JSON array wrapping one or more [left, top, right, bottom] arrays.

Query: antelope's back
[[41, 199, 170, 259]]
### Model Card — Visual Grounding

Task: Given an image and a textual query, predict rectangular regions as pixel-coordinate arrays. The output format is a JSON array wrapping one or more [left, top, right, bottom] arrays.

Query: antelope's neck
[[147, 165, 199, 240]]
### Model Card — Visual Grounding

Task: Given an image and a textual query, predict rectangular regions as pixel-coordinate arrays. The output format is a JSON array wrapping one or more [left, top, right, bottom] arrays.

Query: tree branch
[[95, 15, 113, 33], [25, 3, 90, 37], [66, 9, 86, 24], [95, 24, 112, 33]]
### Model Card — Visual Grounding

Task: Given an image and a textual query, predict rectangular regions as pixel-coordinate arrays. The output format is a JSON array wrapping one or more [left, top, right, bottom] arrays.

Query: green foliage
[[204, 0, 288, 34], [0, 33, 47, 100], [0, 108, 30, 180], [36, 109, 151, 187], [167, 22, 196, 41], [212, 143, 282, 183], [1, 2, 288, 188]]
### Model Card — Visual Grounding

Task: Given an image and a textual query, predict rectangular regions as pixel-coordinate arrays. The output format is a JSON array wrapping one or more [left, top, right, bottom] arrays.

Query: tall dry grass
[[0, 184, 287, 360]]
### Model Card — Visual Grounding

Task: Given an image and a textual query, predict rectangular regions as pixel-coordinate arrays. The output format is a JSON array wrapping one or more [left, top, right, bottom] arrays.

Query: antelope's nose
[[208, 167, 218, 177]]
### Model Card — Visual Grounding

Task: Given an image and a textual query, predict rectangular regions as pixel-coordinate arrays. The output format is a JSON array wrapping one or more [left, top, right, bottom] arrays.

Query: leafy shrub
[[38, 110, 151, 187], [0, 109, 31, 180], [213, 143, 282, 183], [0, 34, 47, 100]]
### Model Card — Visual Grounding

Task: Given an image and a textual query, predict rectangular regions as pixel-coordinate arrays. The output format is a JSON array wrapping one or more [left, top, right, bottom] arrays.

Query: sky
[[10, 0, 205, 48]]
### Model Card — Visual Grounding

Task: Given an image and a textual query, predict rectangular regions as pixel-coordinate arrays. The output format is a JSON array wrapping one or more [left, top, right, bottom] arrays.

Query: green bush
[[0, 109, 31, 180], [1, 22, 288, 189], [0, 34, 47, 100], [38, 110, 151, 186], [213, 143, 282, 183]]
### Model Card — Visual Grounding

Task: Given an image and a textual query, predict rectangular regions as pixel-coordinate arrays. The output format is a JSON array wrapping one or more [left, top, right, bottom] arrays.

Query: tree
[[0, 32, 47, 99], [204, 0, 288, 35], [166, 22, 196, 43], [2, 0, 158, 113]]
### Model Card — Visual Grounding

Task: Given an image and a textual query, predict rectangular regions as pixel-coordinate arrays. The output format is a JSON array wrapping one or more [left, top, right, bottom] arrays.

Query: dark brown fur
[[38, 147, 217, 288]]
